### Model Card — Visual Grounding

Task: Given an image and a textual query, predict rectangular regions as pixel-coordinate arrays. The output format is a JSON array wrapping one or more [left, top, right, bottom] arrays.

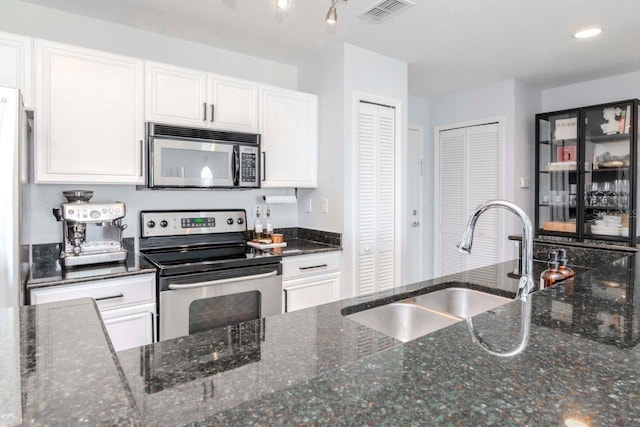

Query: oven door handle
[[167, 270, 278, 290]]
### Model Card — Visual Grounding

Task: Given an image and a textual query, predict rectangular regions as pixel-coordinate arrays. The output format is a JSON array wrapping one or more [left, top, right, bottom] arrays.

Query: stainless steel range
[[139, 209, 282, 341]]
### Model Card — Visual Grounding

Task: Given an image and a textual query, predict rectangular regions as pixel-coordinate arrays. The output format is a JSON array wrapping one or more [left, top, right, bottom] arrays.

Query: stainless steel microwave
[[146, 123, 260, 189]]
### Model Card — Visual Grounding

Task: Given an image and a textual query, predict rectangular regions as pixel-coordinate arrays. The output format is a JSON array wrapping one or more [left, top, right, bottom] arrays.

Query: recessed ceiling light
[[275, 0, 290, 10], [573, 28, 602, 39]]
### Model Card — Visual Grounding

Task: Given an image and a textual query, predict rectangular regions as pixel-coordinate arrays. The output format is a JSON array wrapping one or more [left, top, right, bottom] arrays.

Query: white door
[[101, 303, 155, 352], [145, 61, 207, 126], [259, 85, 318, 188], [35, 40, 145, 184], [0, 31, 32, 109], [437, 123, 501, 276], [208, 74, 258, 133], [407, 126, 423, 284], [356, 102, 396, 295]]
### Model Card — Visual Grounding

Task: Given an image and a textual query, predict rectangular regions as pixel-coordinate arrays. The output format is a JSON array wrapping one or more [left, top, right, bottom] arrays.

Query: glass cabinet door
[[582, 101, 634, 241], [537, 110, 579, 235]]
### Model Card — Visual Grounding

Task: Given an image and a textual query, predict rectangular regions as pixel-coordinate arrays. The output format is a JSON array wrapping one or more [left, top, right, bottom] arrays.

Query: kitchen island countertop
[[6, 251, 640, 425]]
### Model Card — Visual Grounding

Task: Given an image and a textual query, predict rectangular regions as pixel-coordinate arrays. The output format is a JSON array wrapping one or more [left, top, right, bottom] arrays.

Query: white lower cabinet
[[101, 303, 155, 352], [30, 273, 156, 352], [282, 252, 341, 312]]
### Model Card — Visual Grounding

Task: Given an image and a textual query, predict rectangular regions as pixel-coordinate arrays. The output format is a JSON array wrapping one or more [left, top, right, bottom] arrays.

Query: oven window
[[161, 147, 229, 181], [188, 291, 261, 335]]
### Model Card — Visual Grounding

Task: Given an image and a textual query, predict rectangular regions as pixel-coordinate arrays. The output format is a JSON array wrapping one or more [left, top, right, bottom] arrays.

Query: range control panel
[[141, 210, 246, 238]]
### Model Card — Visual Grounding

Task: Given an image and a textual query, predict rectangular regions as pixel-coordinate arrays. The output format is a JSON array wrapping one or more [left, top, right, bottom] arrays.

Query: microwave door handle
[[232, 146, 240, 186], [167, 270, 278, 290]]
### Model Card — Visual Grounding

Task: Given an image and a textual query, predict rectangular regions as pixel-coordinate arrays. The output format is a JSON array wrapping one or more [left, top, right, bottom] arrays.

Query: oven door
[[159, 264, 282, 341], [149, 137, 235, 188]]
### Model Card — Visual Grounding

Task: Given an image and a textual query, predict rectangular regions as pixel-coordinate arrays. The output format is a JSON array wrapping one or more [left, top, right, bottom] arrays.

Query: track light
[[275, 0, 290, 10], [325, 4, 338, 24]]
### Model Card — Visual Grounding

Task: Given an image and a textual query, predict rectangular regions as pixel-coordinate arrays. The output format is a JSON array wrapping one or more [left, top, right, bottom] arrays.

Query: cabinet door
[[35, 40, 145, 184], [145, 61, 207, 126], [260, 85, 318, 188], [207, 74, 258, 133], [0, 31, 32, 109], [101, 303, 155, 352], [284, 272, 340, 312]]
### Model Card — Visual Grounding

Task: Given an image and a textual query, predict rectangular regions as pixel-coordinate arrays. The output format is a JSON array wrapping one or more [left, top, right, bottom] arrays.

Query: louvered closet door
[[438, 128, 467, 276], [438, 123, 500, 276], [465, 124, 500, 271], [356, 102, 396, 295]]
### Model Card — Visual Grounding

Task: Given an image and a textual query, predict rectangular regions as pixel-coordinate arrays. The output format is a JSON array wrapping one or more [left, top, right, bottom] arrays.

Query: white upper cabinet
[[259, 85, 318, 188], [145, 61, 207, 127], [35, 40, 145, 184], [0, 31, 33, 109], [208, 74, 258, 133], [145, 61, 258, 133]]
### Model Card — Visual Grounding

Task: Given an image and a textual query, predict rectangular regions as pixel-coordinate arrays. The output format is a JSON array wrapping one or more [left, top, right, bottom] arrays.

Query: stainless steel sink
[[412, 288, 511, 319], [345, 287, 511, 342], [345, 301, 461, 343]]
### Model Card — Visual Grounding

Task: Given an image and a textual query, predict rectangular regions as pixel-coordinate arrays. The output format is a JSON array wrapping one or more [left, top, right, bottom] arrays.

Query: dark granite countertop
[[509, 234, 640, 253], [1, 299, 140, 426], [8, 250, 640, 425], [270, 237, 342, 257], [26, 250, 156, 290]]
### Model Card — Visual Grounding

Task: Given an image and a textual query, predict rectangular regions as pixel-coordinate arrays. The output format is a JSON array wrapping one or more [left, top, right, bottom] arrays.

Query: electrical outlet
[[321, 198, 329, 213], [305, 198, 312, 213]]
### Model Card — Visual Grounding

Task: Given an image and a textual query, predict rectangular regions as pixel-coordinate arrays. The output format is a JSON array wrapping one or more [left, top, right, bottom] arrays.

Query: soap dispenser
[[540, 252, 565, 289]]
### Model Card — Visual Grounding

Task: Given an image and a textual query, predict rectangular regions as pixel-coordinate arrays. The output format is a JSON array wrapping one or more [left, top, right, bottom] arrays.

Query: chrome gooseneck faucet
[[457, 199, 535, 357], [457, 199, 535, 300]]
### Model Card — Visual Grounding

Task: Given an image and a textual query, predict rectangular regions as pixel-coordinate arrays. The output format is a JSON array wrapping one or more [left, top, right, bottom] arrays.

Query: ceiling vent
[[359, 0, 415, 23]]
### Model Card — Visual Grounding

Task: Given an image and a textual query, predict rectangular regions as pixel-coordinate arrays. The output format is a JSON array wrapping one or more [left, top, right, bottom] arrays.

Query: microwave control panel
[[239, 145, 259, 186]]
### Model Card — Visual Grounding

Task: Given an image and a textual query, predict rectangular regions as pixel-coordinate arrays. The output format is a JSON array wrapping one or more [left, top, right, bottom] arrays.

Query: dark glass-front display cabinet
[[535, 99, 639, 246]]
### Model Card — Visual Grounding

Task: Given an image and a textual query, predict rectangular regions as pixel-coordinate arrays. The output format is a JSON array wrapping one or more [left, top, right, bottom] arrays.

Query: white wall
[[542, 70, 640, 112], [0, 0, 301, 245], [342, 43, 409, 295], [408, 95, 433, 280], [513, 80, 541, 222], [296, 44, 345, 233], [28, 185, 297, 245]]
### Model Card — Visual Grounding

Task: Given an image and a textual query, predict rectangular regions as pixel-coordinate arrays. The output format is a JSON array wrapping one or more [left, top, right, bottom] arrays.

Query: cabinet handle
[[210, 104, 215, 122], [95, 293, 124, 301], [283, 289, 288, 313], [203, 102, 207, 121], [299, 264, 328, 271], [139, 140, 144, 177], [150, 311, 156, 343], [261, 152, 266, 181]]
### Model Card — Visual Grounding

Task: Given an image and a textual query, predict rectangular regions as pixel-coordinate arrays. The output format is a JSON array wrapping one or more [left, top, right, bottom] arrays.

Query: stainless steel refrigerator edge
[[0, 87, 30, 308]]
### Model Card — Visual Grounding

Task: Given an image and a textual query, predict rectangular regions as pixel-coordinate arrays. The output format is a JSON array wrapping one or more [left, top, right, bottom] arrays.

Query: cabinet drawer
[[281, 252, 341, 280], [30, 274, 155, 310]]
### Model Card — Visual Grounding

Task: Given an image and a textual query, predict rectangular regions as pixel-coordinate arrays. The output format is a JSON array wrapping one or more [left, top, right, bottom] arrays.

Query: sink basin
[[412, 288, 511, 319], [345, 287, 511, 342], [345, 301, 460, 343]]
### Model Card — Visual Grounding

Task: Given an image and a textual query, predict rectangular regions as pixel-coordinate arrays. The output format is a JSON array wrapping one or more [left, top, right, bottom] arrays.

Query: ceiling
[[21, 0, 640, 98]]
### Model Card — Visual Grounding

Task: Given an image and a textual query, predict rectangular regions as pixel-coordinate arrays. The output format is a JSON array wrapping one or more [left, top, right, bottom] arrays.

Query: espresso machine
[[52, 190, 128, 267]]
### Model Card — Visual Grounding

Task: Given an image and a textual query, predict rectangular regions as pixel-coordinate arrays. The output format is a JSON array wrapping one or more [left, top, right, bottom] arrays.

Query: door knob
[[412, 221, 420, 227]]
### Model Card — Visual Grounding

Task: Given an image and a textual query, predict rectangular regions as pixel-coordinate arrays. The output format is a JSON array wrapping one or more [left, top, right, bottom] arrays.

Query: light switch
[[519, 177, 530, 188], [321, 198, 329, 213], [305, 198, 312, 213]]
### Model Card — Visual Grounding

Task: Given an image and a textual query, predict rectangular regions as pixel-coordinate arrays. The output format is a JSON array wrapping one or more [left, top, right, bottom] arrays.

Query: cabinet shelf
[[586, 134, 631, 144], [591, 166, 629, 173]]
